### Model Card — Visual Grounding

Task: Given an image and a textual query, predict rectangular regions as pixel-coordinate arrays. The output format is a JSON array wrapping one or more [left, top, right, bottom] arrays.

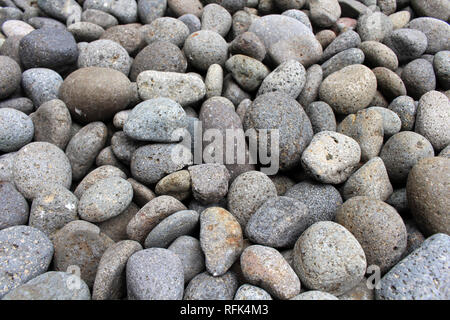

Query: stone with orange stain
[[200, 207, 243, 276]]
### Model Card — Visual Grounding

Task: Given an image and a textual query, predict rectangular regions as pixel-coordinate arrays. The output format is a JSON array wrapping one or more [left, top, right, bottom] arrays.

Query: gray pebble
[[386, 188, 409, 215], [37, 0, 82, 22], [155, 170, 191, 201], [225, 54, 269, 92], [0, 182, 29, 230], [0, 56, 21, 99], [282, 8, 312, 30], [372, 66, 407, 101], [184, 271, 238, 300], [297, 64, 323, 108], [309, 0, 341, 27], [183, 30, 228, 71], [142, 17, 189, 47], [229, 31, 266, 62], [357, 11, 393, 42], [138, 0, 167, 24], [383, 28, 428, 64], [189, 164, 230, 205], [178, 13, 201, 34], [304, 101, 337, 133], [388, 95, 417, 131], [82, 9, 119, 29], [0, 153, 15, 183], [74, 165, 126, 199], [222, 74, 252, 106], [0, 108, 34, 153], [368, 106, 401, 137], [0, 98, 34, 115], [201, 3, 232, 37], [434, 51, 450, 90], [68, 22, 105, 42], [167, 0, 203, 18], [321, 30, 361, 62], [205, 64, 224, 99], [234, 284, 272, 300], [111, 131, 145, 165], [98, 202, 139, 242], [359, 40, 399, 71], [408, 17, 450, 54], [168, 235, 205, 284], [321, 48, 365, 78], [401, 59, 436, 100], [83, 0, 137, 24], [100, 24, 144, 56]]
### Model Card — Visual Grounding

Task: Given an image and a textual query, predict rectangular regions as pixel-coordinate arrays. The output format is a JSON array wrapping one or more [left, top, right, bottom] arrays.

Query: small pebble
[[168, 235, 205, 284], [0, 182, 29, 230], [184, 271, 238, 300]]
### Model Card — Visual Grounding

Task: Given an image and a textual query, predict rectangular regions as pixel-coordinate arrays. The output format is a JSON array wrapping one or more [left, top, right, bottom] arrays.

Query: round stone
[[82, 9, 119, 29], [230, 32, 266, 62], [309, 0, 341, 27], [111, 131, 146, 165], [388, 95, 417, 131], [410, 0, 450, 23], [321, 30, 361, 62], [142, 17, 189, 48], [98, 203, 139, 242], [188, 164, 230, 205], [184, 271, 238, 300], [168, 235, 205, 284], [178, 13, 201, 33], [0, 108, 34, 153], [367, 106, 401, 138], [138, 0, 167, 24], [1, 20, 34, 38], [401, 59, 436, 100], [304, 101, 337, 133], [0, 56, 21, 99], [68, 22, 105, 42], [155, 170, 191, 201], [298, 64, 323, 108], [383, 28, 428, 64], [201, 4, 232, 37], [100, 24, 144, 56], [359, 41, 398, 71], [167, 0, 203, 17], [0, 182, 29, 230], [357, 11, 393, 42]]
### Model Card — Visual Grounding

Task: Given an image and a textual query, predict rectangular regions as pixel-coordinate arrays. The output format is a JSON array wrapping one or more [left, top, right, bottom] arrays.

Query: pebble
[[301, 131, 361, 184], [202, 4, 232, 37], [178, 13, 201, 34], [184, 271, 238, 300], [100, 24, 144, 56], [359, 41, 399, 71], [52, 220, 114, 288], [321, 48, 365, 78], [315, 30, 336, 49], [155, 170, 191, 201], [383, 28, 428, 64], [408, 17, 450, 55], [293, 221, 367, 295], [167, 0, 203, 17], [225, 54, 269, 92], [407, 157, 450, 236], [142, 17, 189, 48], [126, 195, 187, 243], [368, 106, 402, 137], [13, 142, 72, 199], [82, 9, 119, 29], [74, 165, 126, 199], [2, 271, 90, 300], [401, 59, 436, 100], [29, 184, 78, 237], [84, 0, 138, 24], [0, 108, 34, 153], [111, 131, 145, 165], [291, 291, 339, 300], [388, 95, 417, 131], [304, 101, 337, 133], [205, 64, 224, 99], [59, 67, 132, 123], [230, 32, 266, 62], [336, 196, 407, 273], [0, 226, 53, 299], [234, 284, 272, 300], [282, 9, 312, 30], [38, 0, 82, 22], [357, 11, 393, 42], [372, 66, 407, 101], [98, 202, 139, 242], [410, 0, 450, 23], [414, 90, 450, 151], [0, 56, 21, 100], [2, 20, 34, 38], [376, 233, 450, 300], [188, 164, 229, 204], [0, 98, 34, 115], [126, 248, 184, 300], [309, 0, 341, 27], [319, 64, 377, 115], [321, 30, 360, 63], [92, 240, 142, 300], [138, 0, 167, 24], [68, 22, 105, 42], [241, 245, 300, 300], [168, 235, 205, 284], [434, 51, 450, 90], [389, 10, 410, 30], [297, 64, 323, 108], [0, 182, 29, 230]]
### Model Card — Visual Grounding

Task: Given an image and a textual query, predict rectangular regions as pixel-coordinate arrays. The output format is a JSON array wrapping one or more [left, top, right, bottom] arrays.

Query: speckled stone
[[222, 75, 252, 106], [368, 107, 401, 138], [380, 131, 435, 184], [201, 4, 232, 37], [298, 64, 323, 108], [241, 245, 300, 300], [434, 51, 450, 90], [144, 210, 199, 248], [168, 235, 205, 284], [205, 64, 224, 99], [439, 145, 450, 158], [155, 170, 191, 201], [74, 165, 126, 199], [376, 233, 450, 300], [230, 32, 266, 62], [401, 59, 436, 100], [234, 284, 272, 300], [407, 157, 450, 236], [408, 17, 450, 55], [100, 24, 144, 56], [383, 28, 428, 64], [68, 22, 105, 42], [0, 226, 53, 299], [127, 195, 187, 243], [37, 0, 82, 22], [178, 13, 201, 33], [83, 0, 138, 24], [357, 11, 393, 42], [293, 221, 367, 296], [13, 142, 72, 199], [321, 30, 361, 62], [167, 0, 203, 17], [82, 9, 119, 29], [359, 41, 398, 71], [92, 240, 142, 300], [315, 30, 336, 49], [1, 20, 34, 38], [321, 48, 365, 78], [304, 101, 336, 134], [98, 202, 139, 242], [388, 96, 417, 131], [184, 271, 238, 300], [282, 8, 311, 30], [336, 197, 407, 273], [126, 248, 184, 300], [0, 108, 34, 153], [141, 17, 188, 48], [291, 291, 339, 300], [0, 182, 29, 230], [402, 219, 426, 259], [0, 98, 34, 115], [111, 131, 145, 166], [386, 188, 409, 215], [372, 67, 407, 101], [0, 153, 16, 183], [138, 0, 167, 24], [225, 54, 269, 92], [21, 68, 63, 107], [183, 30, 228, 71], [188, 164, 230, 205], [2, 271, 90, 300]]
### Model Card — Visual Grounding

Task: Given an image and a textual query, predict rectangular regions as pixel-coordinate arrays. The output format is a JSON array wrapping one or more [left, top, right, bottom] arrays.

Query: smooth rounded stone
[[92, 240, 142, 300], [297, 64, 323, 108], [168, 236, 205, 284], [184, 271, 238, 300], [30, 99, 71, 149], [308, 0, 341, 28], [82, 9, 119, 29], [245, 196, 309, 248], [342, 157, 393, 201], [205, 64, 223, 99], [100, 24, 144, 56], [293, 221, 367, 295], [138, 0, 167, 24], [415, 91, 450, 151], [315, 30, 336, 49], [77, 39, 131, 76], [230, 10, 252, 38], [229, 32, 266, 62], [96, 147, 129, 173], [440, 145, 450, 158], [319, 64, 377, 115], [129, 42, 186, 82], [301, 131, 361, 184], [183, 30, 228, 71], [37, 0, 82, 22], [155, 170, 190, 201], [78, 177, 133, 223], [257, 60, 306, 99], [0, 56, 21, 100], [29, 184, 78, 237], [336, 197, 407, 273], [244, 92, 313, 170], [339, 277, 374, 300], [59, 67, 132, 123], [113, 110, 130, 129], [368, 106, 401, 137], [376, 233, 450, 300], [13, 142, 72, 199], [53, 220, 114, 288], [241, 245, 300, 300], [386, 188, 408, 215], [2, 271, 90, 300], [142, 17, 188, 48], [144, 210, 199, 249], [0, 226, 53, 299], [74, 165, 126, 199], [126, 248, 184, 300], [130, 144, 192, 186], [408, 18, 450, 55], [402, 219, 426, 258], [359, 41, 398, 71], [137, 71, 205, 107], [0, 152, 16, 183], [434, 51, 450, 90], [234, 284, 272, 300], [2, 20, 34, 38], [127, 195, 186, 243], [222, 75, 252, 106], [201, 4, 232, 37], [224, 54, 269, 92], [188, 164, 230, 205], [291, 291, 339, 300], [388, 95, 417, 131], [0, 98, 34, 115], [407, 157, 449, 236], [372, 67, 407, 101], [410, 0, 450, 22], [282, 9, 311, 29], [98, 202, 139, 242], [178, 13, 201, 34], [321, 30, 361, 62], [357, 11, 393, 42], [268, 34, 323, 68], [0, 182, 28, 230], [83, 0, 138, 24], [383, 28, 428, 64], [65, 122, 107, 181], [389, 10, 410, 30], [321, 48, 365, 78], [304, 101, 336, 134], [167, 0, 203, 17], [111, 131, 145, 165], [26, 17, 66, 30], [200, 207, 243, 276], [401, 59, 436, 100], [19, 28, 78, 70], [68, 21, 104, 42], [0, 108, 34, 153]]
